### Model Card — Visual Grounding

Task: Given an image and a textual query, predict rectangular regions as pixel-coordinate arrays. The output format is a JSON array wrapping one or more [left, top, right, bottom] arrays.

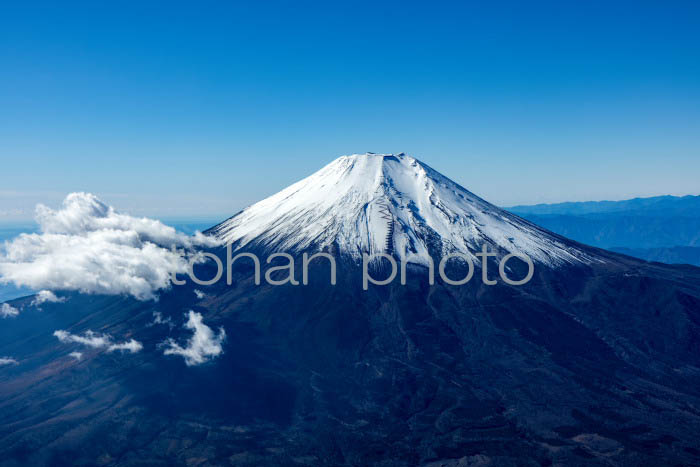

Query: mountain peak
[[209, 153, 596, 267]]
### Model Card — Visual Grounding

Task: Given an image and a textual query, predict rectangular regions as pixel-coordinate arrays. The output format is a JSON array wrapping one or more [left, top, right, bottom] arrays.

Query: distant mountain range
[[508, 194, 700, 217], [610, 246, 700, 265], [507, 195, 700, 265]]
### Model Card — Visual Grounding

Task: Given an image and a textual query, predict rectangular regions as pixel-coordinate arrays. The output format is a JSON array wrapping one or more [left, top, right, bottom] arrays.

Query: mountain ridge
[[507, 195, 700, 265], [507, 193, 700, 217]]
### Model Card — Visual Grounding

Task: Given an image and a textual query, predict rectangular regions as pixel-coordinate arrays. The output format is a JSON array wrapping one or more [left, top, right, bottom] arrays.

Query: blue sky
[[1, 1, 698, 222]]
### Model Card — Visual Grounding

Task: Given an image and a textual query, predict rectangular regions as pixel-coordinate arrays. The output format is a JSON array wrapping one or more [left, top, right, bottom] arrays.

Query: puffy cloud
[[32, 290, 66, 306], [0, 193, 219, 300], [69, 351, 83, 361], [53, 329, 142, 354], [194, 289, 206, 299], [162, 311, 226, 366], [0, 357, 18, 366], [1, 303, 19, 318]]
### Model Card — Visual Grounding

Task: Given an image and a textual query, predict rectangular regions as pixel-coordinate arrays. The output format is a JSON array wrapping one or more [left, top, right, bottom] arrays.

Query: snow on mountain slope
[[209, 153, 597, 267]]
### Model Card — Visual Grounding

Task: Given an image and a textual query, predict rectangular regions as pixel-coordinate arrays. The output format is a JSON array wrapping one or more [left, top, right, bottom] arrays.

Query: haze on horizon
[[1, 1, 699, 222]]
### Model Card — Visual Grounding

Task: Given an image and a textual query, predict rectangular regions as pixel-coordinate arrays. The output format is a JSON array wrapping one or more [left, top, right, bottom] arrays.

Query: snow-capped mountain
[[3, 155, 700, 466], [209, 153, 594, 266]]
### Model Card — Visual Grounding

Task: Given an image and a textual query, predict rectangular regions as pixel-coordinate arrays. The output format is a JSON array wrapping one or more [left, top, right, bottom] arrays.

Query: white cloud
[[194, 289, 206, 299], [0, 357, 18, 366], [107, 339, 143, 354], [1, 303, 19, 318], [69, 351, 83, 361], [162, 311, 226, 366], [53, 329, 142, 354], [54, 329, 111, 348], [32, 290, 66, 306], [149, 311, 174, 328], [0, 192, 219, 300]]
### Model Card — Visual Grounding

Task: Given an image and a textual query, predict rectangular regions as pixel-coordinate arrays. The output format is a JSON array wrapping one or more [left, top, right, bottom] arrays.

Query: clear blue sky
[[1, 1, 699, 222]]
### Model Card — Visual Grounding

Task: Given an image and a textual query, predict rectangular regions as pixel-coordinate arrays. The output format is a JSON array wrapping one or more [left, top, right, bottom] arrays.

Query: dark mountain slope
[[1, 253, 700, 466]]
